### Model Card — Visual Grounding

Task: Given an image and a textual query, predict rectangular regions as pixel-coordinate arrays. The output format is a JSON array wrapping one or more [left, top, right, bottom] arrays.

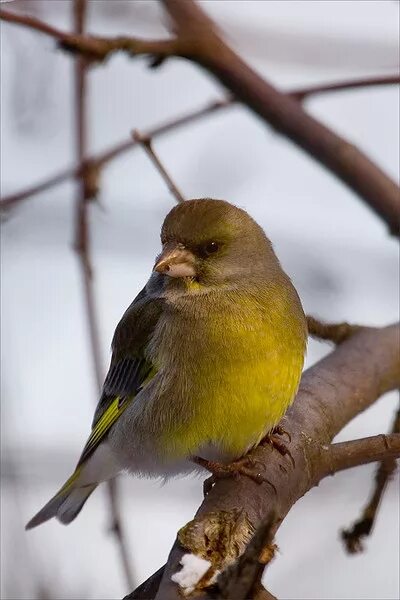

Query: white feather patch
[[171, 553, 212, 595]]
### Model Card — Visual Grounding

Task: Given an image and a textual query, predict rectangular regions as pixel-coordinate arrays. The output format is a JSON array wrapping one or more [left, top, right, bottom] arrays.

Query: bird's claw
[[271, 425, 292, 442], [193, 455, 277, 496], [261, 427, 295, 469]]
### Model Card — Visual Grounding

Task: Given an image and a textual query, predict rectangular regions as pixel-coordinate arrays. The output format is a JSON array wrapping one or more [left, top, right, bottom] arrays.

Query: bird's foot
[[192, 455, 276, 497], [260, 426, 295, 468]]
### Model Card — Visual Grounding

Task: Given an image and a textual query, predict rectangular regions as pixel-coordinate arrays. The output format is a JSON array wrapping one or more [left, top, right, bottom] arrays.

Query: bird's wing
[[77, 286, 163, 466]]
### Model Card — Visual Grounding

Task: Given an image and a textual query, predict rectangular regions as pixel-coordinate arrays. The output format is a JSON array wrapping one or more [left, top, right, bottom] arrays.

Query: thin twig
[[0, 8, 178, 63], [290, 75, 400, 101], [341, 402, 400, 553], [72, 0, 134, 590], [2, 71, 399, 210], [133, 130, 185, 203], [0, 97, 231, 210]]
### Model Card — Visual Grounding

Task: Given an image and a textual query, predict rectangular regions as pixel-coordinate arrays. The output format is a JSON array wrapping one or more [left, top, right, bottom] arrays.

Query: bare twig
[[322, 432, 400, 477], [133, 130, 185, 203], [72, 0, 134, 590], [2, 71, 399, 210], [0, 8, 178, 63], [306, 315, 361, 344], [107, 478, 135, 589], [290, 75, 400, 101], [341, 402, 400, 553], [0, 97, 231, 210]]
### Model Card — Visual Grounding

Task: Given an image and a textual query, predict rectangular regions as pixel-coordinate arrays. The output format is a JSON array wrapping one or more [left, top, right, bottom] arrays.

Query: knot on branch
[[58, 35, 114, 63], [171, 510, 277, 597], [79, 160, 101, 202]]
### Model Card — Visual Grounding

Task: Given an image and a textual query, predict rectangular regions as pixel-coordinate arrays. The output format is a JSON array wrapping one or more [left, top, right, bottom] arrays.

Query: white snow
[[171, 553, 212, 595]]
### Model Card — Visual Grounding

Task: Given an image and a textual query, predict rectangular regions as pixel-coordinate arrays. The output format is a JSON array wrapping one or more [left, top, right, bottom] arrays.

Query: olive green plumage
[[26, 198, 307, 529]]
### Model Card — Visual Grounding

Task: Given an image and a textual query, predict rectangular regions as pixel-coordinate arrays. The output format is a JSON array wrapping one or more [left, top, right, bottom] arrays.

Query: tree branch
[[132, 130, 185, 203], [127, 323, 399, 599], [341, 401, 400, 553], [322, 433, 400, 477], [290, 75, 400, 101], [306, 315, 361, 344], [2, 3, 400, 229], [159, 0, 400, 236], [0, 97, 231, 210], [2, 70, 399, 211], [0, 8, 178, 63], [210, 515, 277, 600]]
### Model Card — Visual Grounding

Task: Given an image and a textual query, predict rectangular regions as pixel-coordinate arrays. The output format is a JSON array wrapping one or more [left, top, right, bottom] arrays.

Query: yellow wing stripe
[[78, 396, 130, 465], [78, 366, 157, 466]]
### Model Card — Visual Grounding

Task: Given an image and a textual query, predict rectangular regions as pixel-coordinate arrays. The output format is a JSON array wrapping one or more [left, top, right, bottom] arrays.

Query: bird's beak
[[153, 243, 196, 278]]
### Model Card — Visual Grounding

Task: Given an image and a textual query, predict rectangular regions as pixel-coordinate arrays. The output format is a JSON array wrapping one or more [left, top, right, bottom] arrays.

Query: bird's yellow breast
[[151, 283, 306, 460]]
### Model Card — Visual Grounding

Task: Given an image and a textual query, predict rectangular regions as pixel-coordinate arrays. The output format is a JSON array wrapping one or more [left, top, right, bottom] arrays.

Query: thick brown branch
[[160, 0, 400, 235], [132, 130, 185, 203], [135, 323, 399, 599]]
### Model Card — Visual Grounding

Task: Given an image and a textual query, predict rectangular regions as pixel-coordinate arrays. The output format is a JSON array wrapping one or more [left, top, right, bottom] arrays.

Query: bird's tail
[[26, 469, 97, 530]]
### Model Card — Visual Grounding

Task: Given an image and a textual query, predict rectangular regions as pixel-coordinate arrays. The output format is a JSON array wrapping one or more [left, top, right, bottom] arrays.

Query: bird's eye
[[204, 241, 219, 255]]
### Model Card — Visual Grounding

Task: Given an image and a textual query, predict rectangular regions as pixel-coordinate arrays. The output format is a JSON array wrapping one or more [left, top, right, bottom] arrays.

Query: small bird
[[26, 198, 307, 529]]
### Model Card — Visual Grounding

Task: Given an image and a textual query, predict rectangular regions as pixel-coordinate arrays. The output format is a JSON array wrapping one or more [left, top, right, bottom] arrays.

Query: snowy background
[[1, 1, 399, 598]]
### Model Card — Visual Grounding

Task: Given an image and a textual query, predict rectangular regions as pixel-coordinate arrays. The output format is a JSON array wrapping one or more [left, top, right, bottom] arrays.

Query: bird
[[26, 198, 307, 529]]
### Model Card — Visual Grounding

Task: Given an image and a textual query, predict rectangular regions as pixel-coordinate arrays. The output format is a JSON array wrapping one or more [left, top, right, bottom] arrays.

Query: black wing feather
[[91, 283, 163, 428]]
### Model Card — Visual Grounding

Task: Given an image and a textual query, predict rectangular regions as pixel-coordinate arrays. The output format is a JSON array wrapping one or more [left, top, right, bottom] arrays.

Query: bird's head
[[153, 198, 279, 292]]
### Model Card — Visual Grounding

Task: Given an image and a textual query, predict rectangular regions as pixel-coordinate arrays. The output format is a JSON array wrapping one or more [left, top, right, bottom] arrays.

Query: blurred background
[[1, 1, 399, 598]]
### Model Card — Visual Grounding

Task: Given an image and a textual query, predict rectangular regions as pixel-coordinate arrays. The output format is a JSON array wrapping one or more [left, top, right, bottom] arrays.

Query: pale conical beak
[[153, 243, 196, 278]]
